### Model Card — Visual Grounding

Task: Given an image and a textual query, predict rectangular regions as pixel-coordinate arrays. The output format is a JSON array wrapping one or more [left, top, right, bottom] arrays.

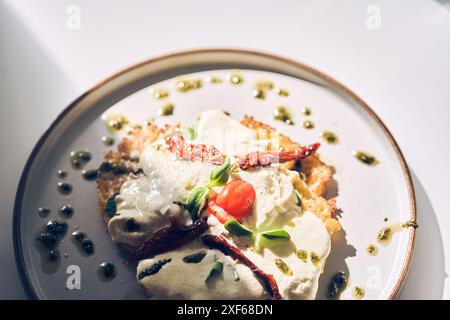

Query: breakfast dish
[[97, 110, 340, 299], [14, 50, 416, 300]]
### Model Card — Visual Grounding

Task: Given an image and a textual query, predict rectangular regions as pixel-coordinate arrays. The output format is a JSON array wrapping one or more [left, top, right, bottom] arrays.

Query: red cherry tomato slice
[[207, 200, 234, 224], [208, 179, 256, 223]]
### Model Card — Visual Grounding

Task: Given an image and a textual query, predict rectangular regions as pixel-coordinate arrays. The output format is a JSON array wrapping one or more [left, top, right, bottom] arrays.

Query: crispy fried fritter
[[96, 124, 162, 224], [97, 117, 341, 234]]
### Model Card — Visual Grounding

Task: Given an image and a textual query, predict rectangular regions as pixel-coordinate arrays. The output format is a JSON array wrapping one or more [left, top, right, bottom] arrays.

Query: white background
[[0, 0, 449, 299]]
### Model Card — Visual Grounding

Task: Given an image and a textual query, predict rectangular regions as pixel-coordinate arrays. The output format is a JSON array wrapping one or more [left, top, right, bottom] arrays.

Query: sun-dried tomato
[[201, 234, 281, 300], [128, 217, 209, 262], [235, 143, 321, 170]]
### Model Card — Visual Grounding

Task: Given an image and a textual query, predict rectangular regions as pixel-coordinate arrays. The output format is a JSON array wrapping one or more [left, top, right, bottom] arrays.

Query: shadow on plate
[[316, 170, 447, 300], [316, 228, 356, 300], [1, 1, 76, 298]]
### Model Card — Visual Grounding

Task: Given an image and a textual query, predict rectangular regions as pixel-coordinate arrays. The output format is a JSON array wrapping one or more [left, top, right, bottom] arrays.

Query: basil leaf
[[186, 186, 208, 220], [104, 192, 120, 218], [295, 190, 302, 206], [261, 229, 291, 240], [205, 261, 223, 283], [188, 127, 195, 139], [209, 157, 230, 187], [233, 267, 240, 281], [191, 117, 199, 140], [181, 126, 196, 140], [224, 219, 253, 237]]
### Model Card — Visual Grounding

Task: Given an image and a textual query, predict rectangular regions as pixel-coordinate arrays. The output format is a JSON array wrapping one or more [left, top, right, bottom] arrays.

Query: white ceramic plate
[[14, 49, 416, 300]]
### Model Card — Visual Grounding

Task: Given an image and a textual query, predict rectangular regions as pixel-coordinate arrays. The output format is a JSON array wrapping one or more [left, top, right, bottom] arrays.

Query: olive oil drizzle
[[102, 113, 129, 133], [38, 207, 51, 217], [149, 87, 169, 100], [352, 286, 365, 299], [158, 103, 175, 116], [275, 258, 293, 276], [376, 226, 395, 245], [102, 136, 115, 146], [175, 78, 203, 92], [310, 252, 320, 267], [99, 262, 116, 280], [302, 107, 312, 116], [82, 169, 98, 181], [352, 150, 379, 166], [376, 220, 418, 246], [252, 88, 266, 99], [320, 131, 339, 144], [57, 181, 73, 195], [36, 219, 68, 262], [402, 220, 419, 229], [59, 204, 74, 218], [366, 244, 378, 256], [302, 120, 314, 129], [256, 80, 274, 90], [228, 71, 243, 85], [276, 87, 289, 97], [274, 106, 294, 125], [57, 169, 67, 179], [204, 76, 222, 83], [70, 150, 92, 170], [72, 231, 95, 255], [295, 250, 308, 263], [252, 80, 274, 100]]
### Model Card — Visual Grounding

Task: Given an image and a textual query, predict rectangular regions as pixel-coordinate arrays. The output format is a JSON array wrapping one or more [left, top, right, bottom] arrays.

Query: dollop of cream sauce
[[244, 212, 330, 300], [194, 110, 270, 156], [108, 110, 331, 299], [108, 149, 214, 247], [137, 241, 267, 300]]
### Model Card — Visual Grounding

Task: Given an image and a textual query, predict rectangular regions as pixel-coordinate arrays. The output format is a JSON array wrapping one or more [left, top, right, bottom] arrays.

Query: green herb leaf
[[224, 219, 253, 237], [104, 192, 120, 218], [186, 186, 208, 220], [205, 261, 223, 283], [253, 233, 262, 252], [209, 157, 230, 187], [182, 251, 207, 263], [261, 229, 291, 240], [188, 127, 196, 140], [294, 190, 302, 206], [191, 117, 200, 140], [181, 126, 197, 140], [233, 267, 240, 281]]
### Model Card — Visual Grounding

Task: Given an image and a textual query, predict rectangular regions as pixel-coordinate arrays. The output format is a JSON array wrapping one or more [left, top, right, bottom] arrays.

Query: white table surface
[[1, 0, 449, 299]]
